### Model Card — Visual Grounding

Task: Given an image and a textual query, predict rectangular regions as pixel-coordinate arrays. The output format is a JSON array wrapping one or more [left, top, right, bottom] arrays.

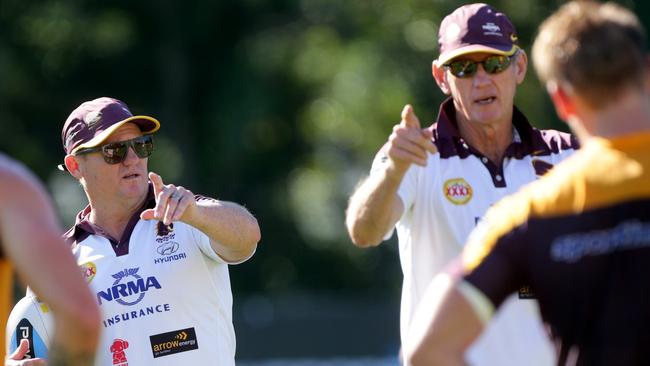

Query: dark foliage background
[[2, 0, 647, 361]]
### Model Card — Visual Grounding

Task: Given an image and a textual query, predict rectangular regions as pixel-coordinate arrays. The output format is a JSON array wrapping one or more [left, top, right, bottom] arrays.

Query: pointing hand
[[140, 172, 196, 226], [385, 104, 437, 172]]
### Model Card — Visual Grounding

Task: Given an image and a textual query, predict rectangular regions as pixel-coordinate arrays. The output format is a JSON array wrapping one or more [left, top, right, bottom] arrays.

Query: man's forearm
[[406, 276, 484, 366], [184, 200, 261, 262], [48, 336, 96, 366], [47, 304, 100, 366], [346, 164, 406, 246]]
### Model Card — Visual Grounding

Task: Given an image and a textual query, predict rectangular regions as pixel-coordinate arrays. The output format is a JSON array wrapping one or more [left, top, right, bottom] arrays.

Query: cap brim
[[436, 44, 519, 67], [70, 115, 160, 155]]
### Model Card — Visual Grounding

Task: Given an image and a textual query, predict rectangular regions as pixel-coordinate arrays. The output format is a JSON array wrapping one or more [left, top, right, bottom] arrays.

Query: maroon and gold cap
[[61, 97, 160, 155], [436, 3, 519, 66], [58, 97, 160, 171]]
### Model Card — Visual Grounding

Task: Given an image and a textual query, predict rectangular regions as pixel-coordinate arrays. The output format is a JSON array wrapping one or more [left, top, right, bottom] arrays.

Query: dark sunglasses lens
[[484, 55, 511, 74], [133, 136, 154, 158], [448, 60, 477, 78], [102, 143, 129, 164]]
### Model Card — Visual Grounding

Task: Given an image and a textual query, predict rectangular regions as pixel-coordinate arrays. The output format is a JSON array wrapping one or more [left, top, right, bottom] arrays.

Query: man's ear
[[546, 81, 575, 122], [64, 155, 83, 179], [432, 60, 451, 95], [514, 50, 528, 85]]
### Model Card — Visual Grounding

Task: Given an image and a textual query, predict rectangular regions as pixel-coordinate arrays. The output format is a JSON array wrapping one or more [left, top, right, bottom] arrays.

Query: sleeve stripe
[[457, 280, 495, 325]]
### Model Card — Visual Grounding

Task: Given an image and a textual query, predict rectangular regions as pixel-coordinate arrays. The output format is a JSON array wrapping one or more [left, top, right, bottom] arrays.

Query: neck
[[575, 90, 650, 140], [456, 112, 514, 164], [87, 193, 147, 240]]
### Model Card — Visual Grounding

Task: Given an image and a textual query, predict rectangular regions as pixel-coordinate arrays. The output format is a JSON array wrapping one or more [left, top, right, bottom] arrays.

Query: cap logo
[[84, 110, 103, 128], [65, 130, 78, 149], [482, 22, 502, 36]]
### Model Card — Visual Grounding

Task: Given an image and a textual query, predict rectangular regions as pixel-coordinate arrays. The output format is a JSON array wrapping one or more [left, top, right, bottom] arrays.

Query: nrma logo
[[97, 268, 161, 306]]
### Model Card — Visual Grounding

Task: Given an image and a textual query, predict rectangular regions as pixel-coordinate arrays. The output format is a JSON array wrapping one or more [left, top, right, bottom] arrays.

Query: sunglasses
[[74, 135, 155, 164], [444, 53, 516, 78]]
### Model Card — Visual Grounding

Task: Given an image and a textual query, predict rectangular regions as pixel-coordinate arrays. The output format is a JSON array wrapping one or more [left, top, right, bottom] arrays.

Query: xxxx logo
[[443, 178, 473, 205], [175, 331, 188, 340], [80, 262, 97, 283]]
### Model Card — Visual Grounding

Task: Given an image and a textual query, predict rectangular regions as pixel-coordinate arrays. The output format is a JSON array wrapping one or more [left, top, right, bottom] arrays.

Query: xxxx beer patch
[[80, 262, 97, 283], [444, 178, 473, 205]]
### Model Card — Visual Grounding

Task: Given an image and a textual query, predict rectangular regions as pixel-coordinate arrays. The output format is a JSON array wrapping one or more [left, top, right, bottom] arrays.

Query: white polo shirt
[[66, 187, 246, 366], [373, 99, 578, 366]]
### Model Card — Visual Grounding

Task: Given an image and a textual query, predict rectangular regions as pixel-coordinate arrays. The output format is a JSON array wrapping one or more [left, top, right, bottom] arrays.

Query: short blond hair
[[532, 1, 646, 108]]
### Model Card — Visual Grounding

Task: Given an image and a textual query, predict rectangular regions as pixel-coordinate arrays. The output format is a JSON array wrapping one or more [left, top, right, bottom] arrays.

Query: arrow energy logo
[[149, 327, 199, 358]]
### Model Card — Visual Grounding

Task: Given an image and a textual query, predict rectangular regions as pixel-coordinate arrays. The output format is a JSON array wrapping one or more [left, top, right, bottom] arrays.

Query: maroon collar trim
[[65, 184, 157, 256], [429, 98, 578, 160]]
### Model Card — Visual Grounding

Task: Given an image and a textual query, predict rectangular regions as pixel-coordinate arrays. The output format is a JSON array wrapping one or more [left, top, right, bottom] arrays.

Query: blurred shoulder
[[0, 154, 35, 189], [0, 153, 48, 204]]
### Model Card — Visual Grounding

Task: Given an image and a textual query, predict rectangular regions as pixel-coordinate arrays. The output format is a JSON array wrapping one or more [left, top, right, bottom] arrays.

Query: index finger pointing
[[401, 104, 421, 129], [149, 172, 164, 197]]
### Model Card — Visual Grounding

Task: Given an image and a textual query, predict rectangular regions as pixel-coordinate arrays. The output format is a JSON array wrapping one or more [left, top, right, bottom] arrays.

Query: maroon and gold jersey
[[461, 133, 650, 365]]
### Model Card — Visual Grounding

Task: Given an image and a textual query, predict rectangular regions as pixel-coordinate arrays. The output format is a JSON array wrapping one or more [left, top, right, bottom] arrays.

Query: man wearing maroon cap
[[47, 97, 259, 365], [407, 1, 650, 365], [346, 3, 577, 365]]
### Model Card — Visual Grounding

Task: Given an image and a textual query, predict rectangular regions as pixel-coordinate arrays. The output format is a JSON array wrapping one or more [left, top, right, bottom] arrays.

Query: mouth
[[475, 96, 497, 105], [122, 173, 141, 180]]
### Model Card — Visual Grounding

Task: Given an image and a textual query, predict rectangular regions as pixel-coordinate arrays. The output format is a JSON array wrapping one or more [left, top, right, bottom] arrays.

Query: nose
[[472, 64, 491, 86], [122, 145, 141, 165]]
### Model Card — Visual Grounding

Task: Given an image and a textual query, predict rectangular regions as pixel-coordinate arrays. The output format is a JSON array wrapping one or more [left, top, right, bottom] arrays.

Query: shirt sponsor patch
[[102, 303, 171, 328], [110, 338, 129, 366], [80, 262, 97, 283], [518, 285, 536, 299], [157, 241, 179, 255], [96, 267, 162, 306], [149, 327, 199, 358], [550, 220, 650, 263], [154, 240, 187, 264], [444, 178, 473, 205]]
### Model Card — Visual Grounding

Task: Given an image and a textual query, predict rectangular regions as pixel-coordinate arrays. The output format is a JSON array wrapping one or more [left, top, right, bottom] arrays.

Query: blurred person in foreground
[[346, 3, 577, 365], [1, 155, 100, 366], [53, 97, 259, 365], [406, 2, 650, 365]]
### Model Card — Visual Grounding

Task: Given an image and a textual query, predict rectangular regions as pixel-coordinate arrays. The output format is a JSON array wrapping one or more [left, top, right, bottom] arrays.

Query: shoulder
[[463, 163, 580, 271], [462, 188, 533, 271]]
